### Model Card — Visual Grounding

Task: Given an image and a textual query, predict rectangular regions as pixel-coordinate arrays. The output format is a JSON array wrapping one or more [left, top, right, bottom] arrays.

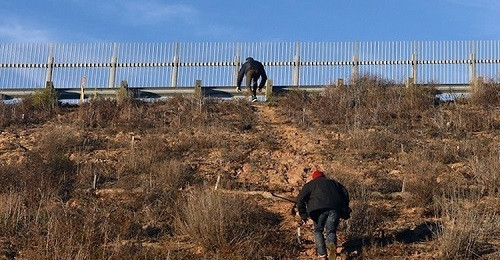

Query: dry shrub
[[427, 104, 499, 136], [469, 147, 500, 196], [435, 192, 499, 259], [346, 130, 399, 160], [0, 127, 79, 203], [77, 99, 148, 130], [30, 87, 58, 110], [275, 89, 313, 127], [277, 75, 437, 130], [77, 95, 256, 134], [176, 189, 296, 259], [470, 81, 500, 108], [7, 185, 181, 260], [0, 192, 27, 237], [0, 98, 57, 127], [146, 159, 196, 191], [340, 184, 386, 243], [400, 152, 446, 207]]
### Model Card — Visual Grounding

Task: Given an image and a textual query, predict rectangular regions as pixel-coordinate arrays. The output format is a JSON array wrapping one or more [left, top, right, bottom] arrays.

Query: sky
[[0, 0, 499, 43]]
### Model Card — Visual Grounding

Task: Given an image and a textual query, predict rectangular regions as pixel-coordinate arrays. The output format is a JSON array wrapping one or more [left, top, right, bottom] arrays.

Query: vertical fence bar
[[470, 41, 476, 84], [108, 43, 118, 88], [171, 43, 180, 87], [233, 43, 241, 86], [412, 41, 418, 83], [45, 43, 54, 86], [352, 42, 359, 81], [293, 42, 300, 87]]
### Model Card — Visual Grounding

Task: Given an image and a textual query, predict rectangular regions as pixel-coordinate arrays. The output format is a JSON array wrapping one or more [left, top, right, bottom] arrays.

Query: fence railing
[[0, 41, 499, 89]]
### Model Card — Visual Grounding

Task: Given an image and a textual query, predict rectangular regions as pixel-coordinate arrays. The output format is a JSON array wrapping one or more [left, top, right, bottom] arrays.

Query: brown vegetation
[[0, 79, 499, 259]]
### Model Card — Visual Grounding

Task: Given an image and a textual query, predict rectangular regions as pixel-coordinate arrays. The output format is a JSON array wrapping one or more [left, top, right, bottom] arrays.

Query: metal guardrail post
[[336, 78, 344, 87], [171, 43, 180, 88], [406, 77, 414, 88], [265, 79, 273, 101], [194, 79, 202, 95], [293, 43, 301, 87], [108, 43, 118, 88], [80, 76, 86, 104]]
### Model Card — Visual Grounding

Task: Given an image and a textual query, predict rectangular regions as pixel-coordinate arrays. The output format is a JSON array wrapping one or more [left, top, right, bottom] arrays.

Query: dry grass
[[277, 75, 437, 130], [176, 189, 297, 259], [1, 79, 499, 259], [470, 81, 500, 108], [435, 191, 499, 259]]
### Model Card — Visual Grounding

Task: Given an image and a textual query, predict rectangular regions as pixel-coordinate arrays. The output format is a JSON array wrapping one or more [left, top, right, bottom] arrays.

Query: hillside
[[1, 80, 499, 259]]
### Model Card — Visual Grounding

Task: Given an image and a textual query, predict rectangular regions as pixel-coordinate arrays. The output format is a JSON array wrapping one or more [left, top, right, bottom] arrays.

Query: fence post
[[412, 41, 418, 84], [80, 76, 86, 104], [293, 43, 301, 87], [469, 41, 476, 84], [45, 43, 54, 85], [406, 77, 414, 88], [472, 76, 483, 93], [171, 43, 180, 88], [352, 42, 359, 82], [233, 53, 240, 86], [336, 78, 344, 87], [108, 43, 118, 88], [194, 79, 202, 95], [265, 79, 273, 101]]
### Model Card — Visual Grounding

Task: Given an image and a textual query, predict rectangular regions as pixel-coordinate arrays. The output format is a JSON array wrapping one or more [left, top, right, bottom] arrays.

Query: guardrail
[[0, 79, 472, 102]]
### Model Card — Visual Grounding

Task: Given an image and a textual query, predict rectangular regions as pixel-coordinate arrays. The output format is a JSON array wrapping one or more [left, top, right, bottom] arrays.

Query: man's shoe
[[236, 87, 241, 92], [251, 97, 258, 102]]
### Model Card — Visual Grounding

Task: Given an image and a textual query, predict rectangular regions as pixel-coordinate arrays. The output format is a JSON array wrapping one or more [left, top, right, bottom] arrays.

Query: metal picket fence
[[0, 41, 499, 89]]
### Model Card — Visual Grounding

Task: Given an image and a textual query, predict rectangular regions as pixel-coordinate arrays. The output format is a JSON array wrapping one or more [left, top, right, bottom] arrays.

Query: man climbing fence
[[236, 57, 268, 102]]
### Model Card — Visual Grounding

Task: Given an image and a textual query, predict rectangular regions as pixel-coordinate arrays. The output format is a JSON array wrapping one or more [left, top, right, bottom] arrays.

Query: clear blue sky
[[1, 0, 499, 43]]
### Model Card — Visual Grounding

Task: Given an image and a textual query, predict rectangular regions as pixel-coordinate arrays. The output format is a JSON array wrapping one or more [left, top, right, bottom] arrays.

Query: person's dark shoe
[[236, 87, 241, 92], [251, 97, 258, 102]]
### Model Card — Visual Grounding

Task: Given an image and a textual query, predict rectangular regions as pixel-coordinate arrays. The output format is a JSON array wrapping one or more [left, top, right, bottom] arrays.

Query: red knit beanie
[[312, 170, 325, 180]]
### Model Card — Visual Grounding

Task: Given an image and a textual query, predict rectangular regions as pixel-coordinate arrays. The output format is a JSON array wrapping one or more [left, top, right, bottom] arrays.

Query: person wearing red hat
[[296, 170, 351, 260]]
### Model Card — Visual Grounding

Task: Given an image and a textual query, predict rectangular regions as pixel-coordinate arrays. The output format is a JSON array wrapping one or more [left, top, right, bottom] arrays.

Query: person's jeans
[[245, 69, 260, 98], [313, 209, 340, 256]]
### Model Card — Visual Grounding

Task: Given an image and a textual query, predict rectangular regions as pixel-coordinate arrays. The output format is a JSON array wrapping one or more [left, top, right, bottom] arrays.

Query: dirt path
[[244, 103, 339, 258]]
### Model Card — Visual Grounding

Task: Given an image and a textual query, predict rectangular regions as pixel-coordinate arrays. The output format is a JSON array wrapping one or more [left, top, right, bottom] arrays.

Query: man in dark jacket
[[296, 170, 350, 260], [236, 57, 268, 102]]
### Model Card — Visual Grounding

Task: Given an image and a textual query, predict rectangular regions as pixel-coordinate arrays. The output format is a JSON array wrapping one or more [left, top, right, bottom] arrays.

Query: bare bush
[[470, 81, 500, 108], [0, 98, 57, 127], [277, 75, 437, 130], [469, 147, 500, 196], [435, 192, 499, 259], [340, 184, 386, 243], [176, 189, 296, 258], [346, 130, 400, 160]]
